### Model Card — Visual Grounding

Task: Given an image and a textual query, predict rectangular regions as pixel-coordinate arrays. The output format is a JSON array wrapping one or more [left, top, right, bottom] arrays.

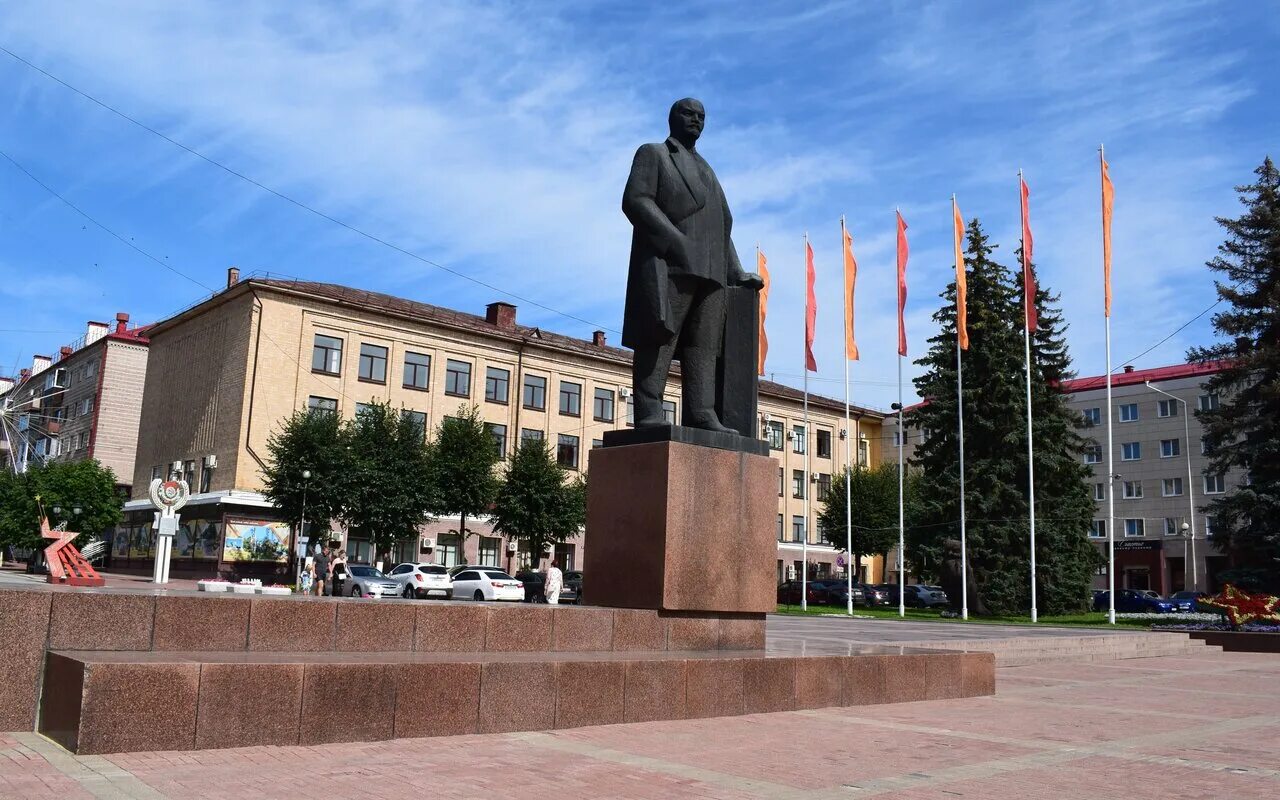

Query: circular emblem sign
[[149, 478, 190, 512]]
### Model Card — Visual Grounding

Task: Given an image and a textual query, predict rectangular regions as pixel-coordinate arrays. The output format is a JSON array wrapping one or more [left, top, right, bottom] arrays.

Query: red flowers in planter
[[1199, 584, 1280, 628]]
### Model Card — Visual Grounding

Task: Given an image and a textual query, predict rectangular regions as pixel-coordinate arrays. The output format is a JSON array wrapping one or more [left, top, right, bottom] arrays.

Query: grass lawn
[[773, 603, 1154, 629]]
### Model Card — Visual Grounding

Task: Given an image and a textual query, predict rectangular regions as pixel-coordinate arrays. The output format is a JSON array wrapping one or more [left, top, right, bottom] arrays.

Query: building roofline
[[1058, 360, 1229, 393]]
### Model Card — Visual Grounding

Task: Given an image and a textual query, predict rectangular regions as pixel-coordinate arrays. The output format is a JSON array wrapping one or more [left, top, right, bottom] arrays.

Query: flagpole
[[954, 195, 969, 621], [1102, 145, 1116, 625], [1021, 169, 1038, 624], [802, 231, 810, 612], [896, 207, 906, 619], [841, 217, 855, 616]]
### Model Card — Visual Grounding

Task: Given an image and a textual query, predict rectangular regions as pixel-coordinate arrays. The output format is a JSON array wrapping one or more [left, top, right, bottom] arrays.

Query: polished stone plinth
[[38, 647, 995, 754], [584, 440, 777, 614]]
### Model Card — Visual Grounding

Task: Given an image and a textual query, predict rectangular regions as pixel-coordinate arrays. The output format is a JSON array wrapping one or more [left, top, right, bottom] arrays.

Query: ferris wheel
[[0, 371, 66, 476]]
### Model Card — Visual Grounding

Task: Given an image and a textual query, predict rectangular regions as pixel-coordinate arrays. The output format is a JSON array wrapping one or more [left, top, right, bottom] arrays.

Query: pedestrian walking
[[331, 549, 348, 596], [544, 559, 564, 605], [312, 545, 330, 597]]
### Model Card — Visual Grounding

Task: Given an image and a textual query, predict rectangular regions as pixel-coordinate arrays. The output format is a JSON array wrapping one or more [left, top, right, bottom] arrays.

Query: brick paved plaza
[[2, 647, 1275, 799]]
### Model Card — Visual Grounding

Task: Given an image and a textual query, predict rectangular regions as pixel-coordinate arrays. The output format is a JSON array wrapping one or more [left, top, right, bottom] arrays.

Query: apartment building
[[0, 314, 149, 491], [1061, 362, 1232, 594], [117, 272, 887, 583]]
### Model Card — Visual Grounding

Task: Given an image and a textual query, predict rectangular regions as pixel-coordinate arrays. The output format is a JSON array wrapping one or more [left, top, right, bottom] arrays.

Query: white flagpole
[[802, 231, 811, 612], [954, 195, 969, 621], [842, 217, 855, 616], [1102, 145, 1116, 625], [1021, 169, 1038, 624], [897, 349, 906, 618]]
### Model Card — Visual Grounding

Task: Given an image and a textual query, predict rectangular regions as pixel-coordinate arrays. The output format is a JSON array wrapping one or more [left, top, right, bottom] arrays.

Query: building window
[[1089, 519, 1106, 539], [593, 388, 615, 422], [557, 434, 579, 469], [308, 396, 338, 414], [1204, 516, 1215, 537], [1084, 443, 1102, 464], [1122, 480, 1143, 499], [403, 351, 431, 390], [625, 394, 635, 425], [402, 410, 427, 437], [559, 381, 582, 416], [792, 469, 806, 499], [151, 465, 162, 481], [816, 473, 832, 501], [444, 359, 471, 397], [776, 514, 784, 542], [591, 438, 603, 449], [1204, 474, 1226, 494], [777, 467, 784, 497], [1163, 518, 1183, 536], [1124, 518, 1145, 537], [485, 367, 510, 404], [356, 343, 387, 383], [182, 460, 196, 486], [486, 423, 507, 458], [792, 425, 806, 454], [1082, 407, 1101, 426], [311, 334, 343, 374], [816, 429, 832, 458], [1198, 393, 1219, 412], [1157, 399, 1179, 418], [1201, 436, 1213, 455], [1160, 438, 1180, 458], [1094, 483, 1105, 501], [520, 428, 544, 446], [766, 421, 784, 450], [791, 515, 806, 543], [355, 403, 373, 417], [478, 537, 500, 568], [199, 464, 213, 493], [1118, 403, 1139, 422], [858, 438, 869, 466], [663, 400, 677, 424], [523, 374, 547, 410], [1162, 477, 1184, 497], [1121, 442, 1141, 461]]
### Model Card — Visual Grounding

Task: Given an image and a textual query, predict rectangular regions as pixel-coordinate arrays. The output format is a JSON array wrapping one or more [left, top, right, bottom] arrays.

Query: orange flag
[[896, 211, 909, 356], [953, 197, 969, 350], [842, 221, 859, 361], [1020, 174, 1038, 332], [757, 248, 770, 376], [1101, 150, 1115, 317], [804, 240, 818, 372]]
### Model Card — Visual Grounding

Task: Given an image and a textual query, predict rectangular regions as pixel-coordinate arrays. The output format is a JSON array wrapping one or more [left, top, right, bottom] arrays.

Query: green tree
[[819, 463, 901, 579], [908, 220, 1096, 615], [490, 438, 586, 571], [0, 460, 123, 552], [262, 408, 352, 547], [431, 404, 500, 550], [1188, 157, 1280, 591], [343, 400, 437, 564]]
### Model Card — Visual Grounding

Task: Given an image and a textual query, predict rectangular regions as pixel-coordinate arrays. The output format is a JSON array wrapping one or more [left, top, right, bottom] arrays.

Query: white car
[[451, 567, 524, 602], [386, 562, 453, 599]]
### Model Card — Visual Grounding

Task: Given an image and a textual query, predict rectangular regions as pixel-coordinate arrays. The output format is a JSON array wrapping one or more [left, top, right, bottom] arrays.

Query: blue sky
[[2, 1, 1277, 410]]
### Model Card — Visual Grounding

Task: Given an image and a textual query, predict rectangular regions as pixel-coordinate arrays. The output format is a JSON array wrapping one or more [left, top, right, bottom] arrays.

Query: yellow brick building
[[117, 273, 888, 584]]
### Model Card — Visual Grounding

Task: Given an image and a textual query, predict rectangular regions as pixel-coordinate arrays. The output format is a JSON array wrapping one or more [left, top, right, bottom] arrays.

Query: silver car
[[344, 565, 402, 599]]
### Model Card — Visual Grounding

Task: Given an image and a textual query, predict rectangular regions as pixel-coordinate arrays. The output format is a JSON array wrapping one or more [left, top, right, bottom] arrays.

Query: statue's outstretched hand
[[736, 272, 765, 290]]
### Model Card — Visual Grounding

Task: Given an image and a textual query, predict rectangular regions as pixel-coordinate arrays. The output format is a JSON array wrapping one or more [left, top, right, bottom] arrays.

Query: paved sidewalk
[[3, 649, 1276, 799]]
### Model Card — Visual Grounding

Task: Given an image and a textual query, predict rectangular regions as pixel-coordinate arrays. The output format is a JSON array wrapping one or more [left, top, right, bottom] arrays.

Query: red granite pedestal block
[[414, 604, 487, 652], [195, 663, 303, 749], [686, 658, 745, 718], [623, 659, 687, 723], [584, 440, 776, 613], [0, 589, 51, 730], [555, 660, 626, 729], [299, 664, 395, 745], [336, 601, 414, 652], [78, 661, 200, 754], [394, 662, 481, 738], [153, 595, 250, 651], [48, 593, 155, 650], [248, 598, 336, 652], [479, 661, 555, 733]]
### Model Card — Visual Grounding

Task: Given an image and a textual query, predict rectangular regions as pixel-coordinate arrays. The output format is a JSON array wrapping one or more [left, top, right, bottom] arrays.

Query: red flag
[[757, 249, 770, 376], [1021, 175, 1038, 331], [1101, 151, 1115, 317], [805, 240, 817, 372], [842, 223, 859, 361], [953, 198, 969, 351], [896, 211, 909, 356]]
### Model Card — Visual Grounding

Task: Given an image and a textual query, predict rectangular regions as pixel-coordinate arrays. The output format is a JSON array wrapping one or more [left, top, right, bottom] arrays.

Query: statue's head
[[668, 98, 705, 146]]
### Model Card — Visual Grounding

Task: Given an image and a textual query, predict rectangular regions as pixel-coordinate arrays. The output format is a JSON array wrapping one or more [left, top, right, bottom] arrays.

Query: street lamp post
[[1144, 382, 1197, 592], [298, 469, 311, 588]]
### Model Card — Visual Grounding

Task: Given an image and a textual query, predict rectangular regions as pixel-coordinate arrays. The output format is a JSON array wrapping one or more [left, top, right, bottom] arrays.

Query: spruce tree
[[1188, 157, 1280, 591], [908, 220, 1096, 615]]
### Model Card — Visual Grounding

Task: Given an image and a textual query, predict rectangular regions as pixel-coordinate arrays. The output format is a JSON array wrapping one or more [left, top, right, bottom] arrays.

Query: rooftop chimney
[[59, 346, 73, 358], [86, 321, 109, 345], [1123, 365, 1135, 373], [227, 266, 240, 288], [31, 355, 51, 375], [0, 378, 13, 394], [115, 312, 130, 334], [485, 302, 517, 330], [592, 330, 607, 347]]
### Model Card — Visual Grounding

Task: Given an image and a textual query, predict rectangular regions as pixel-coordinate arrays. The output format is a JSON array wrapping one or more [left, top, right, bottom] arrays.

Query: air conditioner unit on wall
[[618, 386, 631, 398], [171, 460, 183, 473], [203, 454, 217, 469], [420, 537, 435, 550], [506, 540, 518, 554]]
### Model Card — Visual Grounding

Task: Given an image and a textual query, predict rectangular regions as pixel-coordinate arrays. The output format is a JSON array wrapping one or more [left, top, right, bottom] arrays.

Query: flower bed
[[1152, 621, 1280, 633], [1117, 612, 1225, 622]]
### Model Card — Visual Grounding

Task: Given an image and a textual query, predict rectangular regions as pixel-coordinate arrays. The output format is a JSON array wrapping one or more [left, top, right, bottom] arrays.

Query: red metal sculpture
[[40, 513, 105, 587]]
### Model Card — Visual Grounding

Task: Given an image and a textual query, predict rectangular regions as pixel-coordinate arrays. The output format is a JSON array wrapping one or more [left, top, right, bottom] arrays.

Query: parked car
[[1167, 591, 1205, 612], [903, 585, 949, 608], [805, 579, 845, 604], [863, 584, 896, 607], [386, 562, 453, 599], [1092, 589, 1178, 613], [344, 565, 402, 599], [777, 581, 822, 606], [564, 570, 583, 602], [515, 569, 580, 604], [824, 581, 866, 607], [452, 567, 524, 602]]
